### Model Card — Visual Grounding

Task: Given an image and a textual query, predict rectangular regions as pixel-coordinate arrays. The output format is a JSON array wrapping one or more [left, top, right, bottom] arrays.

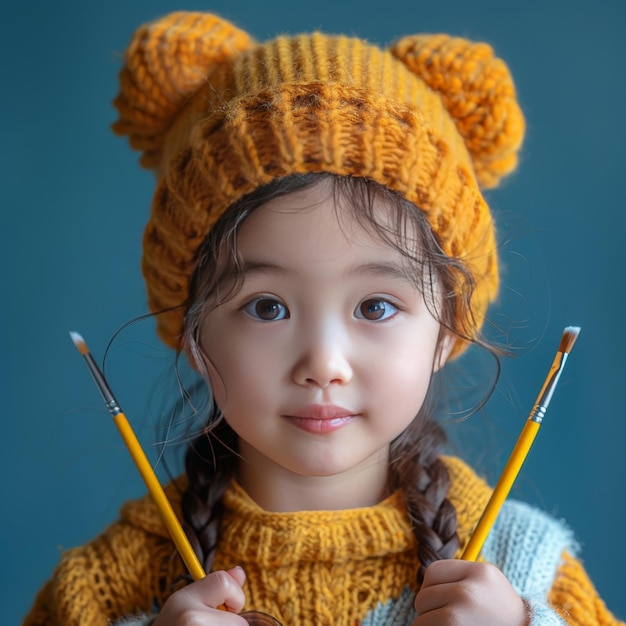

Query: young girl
[[23, 10, 623, 626]]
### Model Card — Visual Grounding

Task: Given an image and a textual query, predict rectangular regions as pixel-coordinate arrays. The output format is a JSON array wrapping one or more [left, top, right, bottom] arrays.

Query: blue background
[[3, 1, 625, 623]]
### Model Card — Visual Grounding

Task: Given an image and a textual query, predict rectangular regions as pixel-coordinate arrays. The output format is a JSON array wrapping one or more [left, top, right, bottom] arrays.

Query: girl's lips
[[287, 404, 356, 419], [283, 405, 358, 434], [285, 415, 356, 434]]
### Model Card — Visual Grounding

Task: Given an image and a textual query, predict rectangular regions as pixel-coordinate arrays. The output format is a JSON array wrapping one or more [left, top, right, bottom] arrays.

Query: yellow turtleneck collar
[[204, 455, 492, 624]]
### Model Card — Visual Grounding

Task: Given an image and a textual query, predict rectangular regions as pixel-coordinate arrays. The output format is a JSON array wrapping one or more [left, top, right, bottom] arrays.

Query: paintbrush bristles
[[69, 331, 89, 356], [559, 326, 581, 355]]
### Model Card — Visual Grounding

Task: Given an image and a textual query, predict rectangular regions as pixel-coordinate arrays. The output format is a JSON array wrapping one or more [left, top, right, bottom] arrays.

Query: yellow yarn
[[212, 456, 493, 624], [390, 34, 525, 188], [112, 11, 526, 351], [548, 553, 621, 625], [22, 457, 622, 625]]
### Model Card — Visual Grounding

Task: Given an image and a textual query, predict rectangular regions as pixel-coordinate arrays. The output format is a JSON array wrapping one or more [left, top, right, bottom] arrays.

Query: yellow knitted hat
[[112, 11, 525, 350]]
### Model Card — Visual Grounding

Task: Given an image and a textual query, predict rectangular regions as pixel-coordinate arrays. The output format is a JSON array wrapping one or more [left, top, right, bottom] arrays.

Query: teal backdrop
[[3, 1, 625, 622]]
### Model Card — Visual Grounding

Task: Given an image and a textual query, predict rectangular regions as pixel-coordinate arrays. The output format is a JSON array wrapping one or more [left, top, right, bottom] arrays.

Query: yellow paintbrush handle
[[461, 419, 540, 561], [461, 327, 581, 561], [113, 412, 206, 581]]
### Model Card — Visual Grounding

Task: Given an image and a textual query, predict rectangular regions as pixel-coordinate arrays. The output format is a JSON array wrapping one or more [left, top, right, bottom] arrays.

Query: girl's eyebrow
[[239, 259, 288, 276], [238, 258, 413, 282], [348, 261, 416, 285], [217, 257, 420, 299], [216, 259, 287, 286]]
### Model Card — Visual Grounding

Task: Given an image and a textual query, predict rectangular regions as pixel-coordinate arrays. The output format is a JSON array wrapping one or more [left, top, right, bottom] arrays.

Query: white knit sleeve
[[483, 499, 577, 626], [526, 599, 568, 625]]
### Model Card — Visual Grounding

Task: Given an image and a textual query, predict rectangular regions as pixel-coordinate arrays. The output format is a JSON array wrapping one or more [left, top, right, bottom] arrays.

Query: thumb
[[226, 565, 246, 588]]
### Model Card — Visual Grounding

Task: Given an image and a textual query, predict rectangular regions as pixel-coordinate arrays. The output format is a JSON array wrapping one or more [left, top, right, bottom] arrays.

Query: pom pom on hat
[[112, 11, 525, 352], [112, 12, 253, 168], [390, 34, 525, 189]]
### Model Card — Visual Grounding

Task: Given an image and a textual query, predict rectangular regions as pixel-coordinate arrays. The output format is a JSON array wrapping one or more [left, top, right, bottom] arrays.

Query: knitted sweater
[[22, 456, 622, 625]]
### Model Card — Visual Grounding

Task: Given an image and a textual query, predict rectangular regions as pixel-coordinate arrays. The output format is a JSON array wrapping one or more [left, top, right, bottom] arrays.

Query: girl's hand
[[413, 560, 529, 626], [154, 566, 248, 625]]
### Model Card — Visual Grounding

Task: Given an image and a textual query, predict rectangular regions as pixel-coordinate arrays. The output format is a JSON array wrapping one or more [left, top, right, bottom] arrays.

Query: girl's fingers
[[225, 566, 247, 589], [182, 569, 247, 613], [414, 581, 457, 616], [154, 568, 249, 625], [414, 560, 528, 626], [414, 560, 469, 617], [218, 567, 247, 613], [420, 559, 472, 588]]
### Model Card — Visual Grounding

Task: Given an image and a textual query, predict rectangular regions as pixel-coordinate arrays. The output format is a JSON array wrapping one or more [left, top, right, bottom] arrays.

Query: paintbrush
[[461, 325, 581, 561], [69, 331, 206, 581]]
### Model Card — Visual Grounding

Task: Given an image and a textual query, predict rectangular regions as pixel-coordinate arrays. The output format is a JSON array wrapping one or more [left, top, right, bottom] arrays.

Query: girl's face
[[199, 180, 452, 509]]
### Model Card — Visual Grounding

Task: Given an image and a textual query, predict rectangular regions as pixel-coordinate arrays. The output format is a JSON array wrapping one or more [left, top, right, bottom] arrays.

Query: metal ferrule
[[83, 353, 122, 416], [528, 351, 569, 423]]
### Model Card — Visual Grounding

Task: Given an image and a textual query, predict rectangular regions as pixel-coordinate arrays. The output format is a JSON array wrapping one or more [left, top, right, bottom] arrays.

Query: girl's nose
[[291, 329, 353, 388]]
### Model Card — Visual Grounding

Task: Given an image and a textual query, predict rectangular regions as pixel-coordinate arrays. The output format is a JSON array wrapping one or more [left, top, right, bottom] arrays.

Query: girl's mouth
[[284, 405, 358, 434], [284, 414, 356, 434]]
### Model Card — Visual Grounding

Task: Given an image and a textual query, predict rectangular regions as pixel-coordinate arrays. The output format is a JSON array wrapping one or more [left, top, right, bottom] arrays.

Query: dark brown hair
[[180, 173, 481, 583]]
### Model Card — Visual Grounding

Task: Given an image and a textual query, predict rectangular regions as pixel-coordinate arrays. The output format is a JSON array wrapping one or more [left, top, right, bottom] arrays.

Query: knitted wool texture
[[209, 457, 491, 622], [112, 11, 525, 351], [22, 457, 623, 626]]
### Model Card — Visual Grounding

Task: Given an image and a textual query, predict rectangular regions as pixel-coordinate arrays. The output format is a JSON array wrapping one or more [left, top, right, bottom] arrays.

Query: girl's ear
[[181, 336, 204, 373], [188, 337, 228, 406], [434, 332, 456, 372], [183, 334, 215, 382]]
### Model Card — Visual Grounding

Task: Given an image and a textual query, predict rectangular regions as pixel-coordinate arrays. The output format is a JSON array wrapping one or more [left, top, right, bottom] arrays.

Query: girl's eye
[[355, 298, 398, 321], [243, 297, 289, 321]]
